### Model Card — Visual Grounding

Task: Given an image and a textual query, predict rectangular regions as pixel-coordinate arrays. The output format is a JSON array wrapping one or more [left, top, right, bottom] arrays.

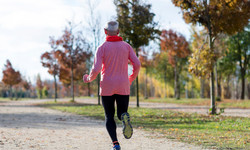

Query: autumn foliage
[[188, 28, 214, 77], [160, 29, 190, 66], [41, 22, 92, 101], [2, 60, 22, 87], [172, 0, 250, 36], [172, 0, 250, 113], [55, 27, 91, 84], [2, 60, 22, 98], [160, 29, 190, 99]]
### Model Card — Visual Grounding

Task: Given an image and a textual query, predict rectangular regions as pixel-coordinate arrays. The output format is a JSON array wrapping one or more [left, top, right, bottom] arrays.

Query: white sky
[[0, 0, 191, 83]]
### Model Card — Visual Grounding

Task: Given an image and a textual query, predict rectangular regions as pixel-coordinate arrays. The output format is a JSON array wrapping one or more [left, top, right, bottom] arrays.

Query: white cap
[[104, 21, 119, 31]]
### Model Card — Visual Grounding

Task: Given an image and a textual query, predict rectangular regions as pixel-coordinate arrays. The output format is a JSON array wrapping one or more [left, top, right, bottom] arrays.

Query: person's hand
[[129, 77, 132, 85], [83, 74, 89, 83]]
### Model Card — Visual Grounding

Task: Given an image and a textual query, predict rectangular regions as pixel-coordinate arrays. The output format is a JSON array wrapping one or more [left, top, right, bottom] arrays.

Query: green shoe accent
[[121, 112, 133, 139]]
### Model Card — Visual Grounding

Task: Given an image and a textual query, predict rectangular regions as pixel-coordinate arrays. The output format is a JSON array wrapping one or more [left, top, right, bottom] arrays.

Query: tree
[[55, 22, 91, 102], [226, 24, 250, 99], [172, 0, 250, 114], [139, 47, 153, 99], [153, 51, 173, 98], [114, 0, 159, 107], [189, 27, 211, 98], [21, 78, 31, 98], [87, 0, 101, 104], [160, 29, 190, 99], [2, 60, 22, 99], [41, 37, 60, 102], [36, 74, 43, 99], [42, 86, 49, 98]]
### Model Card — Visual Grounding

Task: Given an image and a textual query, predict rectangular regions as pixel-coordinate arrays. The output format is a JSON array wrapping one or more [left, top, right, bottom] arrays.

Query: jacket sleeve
[[83, 47, 103, 83], [128, 46, 141, 85]]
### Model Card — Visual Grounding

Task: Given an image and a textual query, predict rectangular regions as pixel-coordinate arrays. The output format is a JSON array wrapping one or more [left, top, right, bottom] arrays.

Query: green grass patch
[[130, 97, 250, 109], [0, 97, 32, 101], [75, 96, 97, 99], [38, 101, 250, 149], [218, 100, 250, 109]]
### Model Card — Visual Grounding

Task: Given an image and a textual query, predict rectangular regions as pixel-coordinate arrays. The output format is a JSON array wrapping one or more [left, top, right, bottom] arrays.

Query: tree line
[[0, 0, 249, 115]]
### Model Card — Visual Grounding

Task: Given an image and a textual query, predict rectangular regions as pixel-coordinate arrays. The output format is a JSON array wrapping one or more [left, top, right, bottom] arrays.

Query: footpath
[[0, 100, 210, 150]]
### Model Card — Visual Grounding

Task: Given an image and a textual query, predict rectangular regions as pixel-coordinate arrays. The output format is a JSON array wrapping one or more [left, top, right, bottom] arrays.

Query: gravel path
[[0, 100, 209, 150]]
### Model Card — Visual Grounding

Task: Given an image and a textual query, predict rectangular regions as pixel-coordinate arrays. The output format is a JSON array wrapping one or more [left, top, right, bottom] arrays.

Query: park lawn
[[75, 96, 97, 100], [0, 97, 8, 101], [130, 97, 250, 109], [38, 101, 250, 149], [0, 97, 31, 101]]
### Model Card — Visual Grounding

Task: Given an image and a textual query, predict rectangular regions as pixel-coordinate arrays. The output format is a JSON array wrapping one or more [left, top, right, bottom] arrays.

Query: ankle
[[113, 141, 119, 145]]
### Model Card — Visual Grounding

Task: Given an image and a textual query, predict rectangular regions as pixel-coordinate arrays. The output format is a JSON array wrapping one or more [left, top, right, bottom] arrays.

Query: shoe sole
[[121, 112, 133, 139]]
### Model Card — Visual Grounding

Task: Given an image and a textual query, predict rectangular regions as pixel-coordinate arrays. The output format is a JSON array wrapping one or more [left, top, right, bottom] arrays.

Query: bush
[[215, 96, 221, 101]]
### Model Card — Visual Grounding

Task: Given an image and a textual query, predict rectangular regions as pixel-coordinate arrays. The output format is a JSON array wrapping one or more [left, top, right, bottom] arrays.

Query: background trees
[[2, 60, 22, 99], [223, 24, 250, 99], [87, 0, 102, 104], [160, 29, 190, 99], [41, 37, 60, 102], [114, 0, 159, 107], [53, 22, 92, 102], [0, 0, 249, 104], [172, 0, 250, 114]]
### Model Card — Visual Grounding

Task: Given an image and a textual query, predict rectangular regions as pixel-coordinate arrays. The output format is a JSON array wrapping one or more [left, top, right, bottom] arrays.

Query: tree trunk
[[150, 77, 154, 97], [225, 75, 231, 99], [174, 62, 180, 99], [136, 76, 139, 107], [207, 10, 216, 114], [185, 82, 188, 98], [97, 74, 100, 105], [210, 71, 216, 114], [215, 62, 220, 99], [164, 63, 167, 98], [200, 78, 205, 98], [88, 82, 91, 96], [240, 69, 245, 99], [10, 85, 13, 100], [54, 75, 57, 102], [71, 65, 74, 102], [247, 81, 250, 99], [136, 48, 139, 107], [144, 67, 148, 99], [15, 87, 18, 100]]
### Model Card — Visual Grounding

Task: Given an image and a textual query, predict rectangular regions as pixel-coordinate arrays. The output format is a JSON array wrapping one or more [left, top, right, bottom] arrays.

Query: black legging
[[101, 94, 129, 142]]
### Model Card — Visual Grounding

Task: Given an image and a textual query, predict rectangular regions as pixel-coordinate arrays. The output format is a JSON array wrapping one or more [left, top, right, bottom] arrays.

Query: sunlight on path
[[0, 100, 210, 150]]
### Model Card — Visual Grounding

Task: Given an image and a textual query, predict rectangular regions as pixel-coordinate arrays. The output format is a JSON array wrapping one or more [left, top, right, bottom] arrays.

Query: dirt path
[[75, 98, 250, 118], [0, 100, 210, 150]]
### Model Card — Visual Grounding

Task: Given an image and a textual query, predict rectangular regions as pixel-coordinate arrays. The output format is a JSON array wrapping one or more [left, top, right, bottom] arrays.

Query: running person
[[83, 21, 141, 150]]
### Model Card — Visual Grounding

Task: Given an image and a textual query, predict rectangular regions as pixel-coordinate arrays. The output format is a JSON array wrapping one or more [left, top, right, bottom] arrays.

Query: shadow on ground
[[0, 103, 104, 129]]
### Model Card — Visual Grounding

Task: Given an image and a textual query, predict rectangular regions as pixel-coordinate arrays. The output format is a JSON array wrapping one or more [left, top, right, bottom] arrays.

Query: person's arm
[[128, 46, 141, 85], [83, 47, 103, 83]]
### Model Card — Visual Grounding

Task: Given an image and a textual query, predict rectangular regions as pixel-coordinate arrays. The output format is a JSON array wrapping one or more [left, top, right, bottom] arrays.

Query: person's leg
[[101, 95, 118, 142], [115, 94, 133, 139], [115, 94, 129, 120]]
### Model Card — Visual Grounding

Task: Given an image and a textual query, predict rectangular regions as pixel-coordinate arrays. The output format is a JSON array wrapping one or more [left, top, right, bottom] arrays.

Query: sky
[[0, 0, 191, 83]]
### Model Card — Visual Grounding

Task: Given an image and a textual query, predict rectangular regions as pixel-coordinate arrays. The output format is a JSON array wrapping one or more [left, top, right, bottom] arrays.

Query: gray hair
[[104, 21, 119, 31]]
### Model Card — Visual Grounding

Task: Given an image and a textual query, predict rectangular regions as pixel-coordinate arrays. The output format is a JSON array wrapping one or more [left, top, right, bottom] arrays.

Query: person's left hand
[[83, 74, 89, 83]]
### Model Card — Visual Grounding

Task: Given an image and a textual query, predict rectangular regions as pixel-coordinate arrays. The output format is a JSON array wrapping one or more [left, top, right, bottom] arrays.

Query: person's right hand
[[83, 74, 89, 83]]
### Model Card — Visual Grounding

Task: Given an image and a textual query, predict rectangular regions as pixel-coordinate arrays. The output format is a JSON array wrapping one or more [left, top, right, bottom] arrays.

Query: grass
[[0, 97, 32, 101], [130, 97, 250, 109], [38, 101, 250, 149]]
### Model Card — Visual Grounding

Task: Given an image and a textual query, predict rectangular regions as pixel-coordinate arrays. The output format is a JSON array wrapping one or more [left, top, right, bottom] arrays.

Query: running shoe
[[111, 144, 121, 150], [121, 112, 133, 139]]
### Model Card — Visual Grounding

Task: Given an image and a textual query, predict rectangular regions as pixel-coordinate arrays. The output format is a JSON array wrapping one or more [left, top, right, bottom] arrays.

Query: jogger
[[83, 21, 140, 150]]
